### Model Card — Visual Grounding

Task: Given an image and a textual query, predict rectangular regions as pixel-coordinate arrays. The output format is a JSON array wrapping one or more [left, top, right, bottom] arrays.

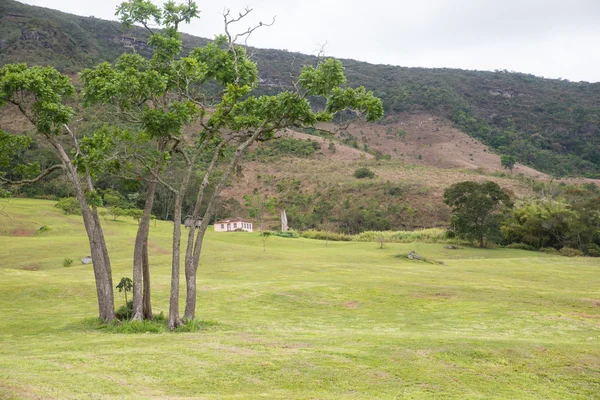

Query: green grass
[[1, 198, 599, 399]]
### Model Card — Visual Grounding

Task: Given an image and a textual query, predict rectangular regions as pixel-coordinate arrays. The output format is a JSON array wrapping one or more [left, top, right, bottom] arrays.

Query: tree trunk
[[183, 223, 208, 320], [132, 174, 159, 321], [48, 136, 115, 322], [184, 130, 262, 320], [168, 193, 184, 329], [168, 162, 193, 328], [142, 240, 152, 319]]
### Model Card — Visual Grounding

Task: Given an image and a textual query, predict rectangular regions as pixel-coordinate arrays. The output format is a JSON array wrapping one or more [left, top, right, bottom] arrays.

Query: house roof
[[214, 218, 251, 224]]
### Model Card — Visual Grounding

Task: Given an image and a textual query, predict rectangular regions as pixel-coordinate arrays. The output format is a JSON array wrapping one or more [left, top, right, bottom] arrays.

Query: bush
[[115, 300, 133, 320], [505, 243, 535, 251], [559, 247, 584, 257], [62, 257, 73, 267], [54, 197, 81, 215], [354, 167, 375, 179], [354, 229, 448, 244], [539, 247, 558, 254], [585, 244, 600, 257], [36, 225, 51, 235], [300, 229, 353, 241], [273, 230, 299, 238]]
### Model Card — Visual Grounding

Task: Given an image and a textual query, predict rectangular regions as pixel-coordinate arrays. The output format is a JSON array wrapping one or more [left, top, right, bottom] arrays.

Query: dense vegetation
[[443, 180, 600, 256], [2, 0, 600, 177]]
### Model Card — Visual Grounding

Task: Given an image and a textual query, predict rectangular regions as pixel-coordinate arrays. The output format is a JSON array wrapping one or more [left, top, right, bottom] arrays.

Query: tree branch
[[0, 164, 63, 185]]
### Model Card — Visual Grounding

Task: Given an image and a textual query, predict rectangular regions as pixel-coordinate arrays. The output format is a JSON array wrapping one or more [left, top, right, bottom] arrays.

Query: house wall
[[214, 221, 253, 232]]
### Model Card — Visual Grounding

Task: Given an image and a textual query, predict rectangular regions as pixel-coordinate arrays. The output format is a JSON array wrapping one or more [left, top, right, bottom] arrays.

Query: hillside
[[1, 0, 600, 177]]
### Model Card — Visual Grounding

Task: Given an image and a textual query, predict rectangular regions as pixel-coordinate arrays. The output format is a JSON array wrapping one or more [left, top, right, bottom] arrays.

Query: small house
[[214, 218, 253, 232]]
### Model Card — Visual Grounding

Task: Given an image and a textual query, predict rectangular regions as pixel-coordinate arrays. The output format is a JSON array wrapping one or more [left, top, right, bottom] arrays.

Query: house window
[[221, 224, 224, 229], [234, 223, 237, 229]]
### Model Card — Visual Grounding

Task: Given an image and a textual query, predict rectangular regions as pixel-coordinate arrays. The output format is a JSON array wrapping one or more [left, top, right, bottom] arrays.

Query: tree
[[0, 64, 116, 322], [261, 231, 272, 251], [500, 155, 516, 173], [55, 197, 81, 215], [82, 0, 384, 327], [443, 181, 512, 247], [354, 167, 375, 179], [127, 209, 144, 223], [116, 277, 133, 305], [82, 0, 203, 321], [244, 192, 277, 235]]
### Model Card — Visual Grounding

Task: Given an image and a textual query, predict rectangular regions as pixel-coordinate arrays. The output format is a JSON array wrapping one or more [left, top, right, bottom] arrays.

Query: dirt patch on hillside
[[344, 112, 546, 176], [341, 112, 599, 185], [10, 228, 36, 237]]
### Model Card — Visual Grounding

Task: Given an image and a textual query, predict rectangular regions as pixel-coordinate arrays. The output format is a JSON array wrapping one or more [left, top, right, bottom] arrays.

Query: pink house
[[214, 218, 253, 232]]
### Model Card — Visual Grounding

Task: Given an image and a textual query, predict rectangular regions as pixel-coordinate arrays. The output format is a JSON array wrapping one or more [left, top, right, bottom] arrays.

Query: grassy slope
[[0, 199, 599, 399]]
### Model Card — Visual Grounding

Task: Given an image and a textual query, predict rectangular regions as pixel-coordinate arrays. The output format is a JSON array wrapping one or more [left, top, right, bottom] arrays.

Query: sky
[[19, 0, 600, 83]]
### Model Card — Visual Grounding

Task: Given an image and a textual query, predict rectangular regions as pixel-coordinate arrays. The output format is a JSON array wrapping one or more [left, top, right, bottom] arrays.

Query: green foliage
[[250, 137, 320, 160], [107, 206, 127, 221], [260, 231, 272, 251], [504, 243, 535, 251], [272, 230, 299, 238], [54, 197, 81, 215], [115, 276, 133, 305], [36, 225, 51, 234], [354, 167, 375, 179], [501, 195, 600, 255], [300, 230, 353, 241], [115, 300, 133, 320], [127, 208, 144, 223], [559, 247, 584, 257], [244, 192, 276, 232], [444, 181, 512, 247], [354, 229, 448, 244], [500, 155, 516, 172], [62, 257, 73, 267], [0, 130, 36, 183], [0, 64, 75, 135]]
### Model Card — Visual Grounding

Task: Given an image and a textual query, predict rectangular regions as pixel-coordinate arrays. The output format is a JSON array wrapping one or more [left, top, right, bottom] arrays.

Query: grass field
[[0, 198, 599, 399]]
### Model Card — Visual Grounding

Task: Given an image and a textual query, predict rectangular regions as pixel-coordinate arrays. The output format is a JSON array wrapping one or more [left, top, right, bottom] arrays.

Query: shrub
[[300, 229, 353, 241], [354, 167, 375, 179], [585, 244, 600, 257], [539, 247, 558, 254], [127, 209, 144, 223], [273, 230, 299, 238], [62, 257, 73, 267], [54, 197, 81, 215], [115, 300, 133, 320], [36, 225, 51, 235], [354, 229, 448, 244], [559, 247, 584, 257], [505, 243, 535, 251]]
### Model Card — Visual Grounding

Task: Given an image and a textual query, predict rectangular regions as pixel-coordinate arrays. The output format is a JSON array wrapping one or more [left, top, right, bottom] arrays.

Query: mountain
[[2, 1, 599, 178]]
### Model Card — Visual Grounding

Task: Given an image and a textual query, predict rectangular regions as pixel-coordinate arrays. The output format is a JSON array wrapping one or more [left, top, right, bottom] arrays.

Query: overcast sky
[[19, 0, 600, 82]]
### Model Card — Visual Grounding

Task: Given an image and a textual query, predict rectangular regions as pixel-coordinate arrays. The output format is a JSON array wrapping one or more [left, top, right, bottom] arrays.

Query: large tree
[[443, 181, 512, 247], [82, 0, 384, 326], [0, 65, 116, 321]]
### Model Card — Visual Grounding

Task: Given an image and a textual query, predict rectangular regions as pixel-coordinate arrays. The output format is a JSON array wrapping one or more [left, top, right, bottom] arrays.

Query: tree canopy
[[443, 181, 512, 247]]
